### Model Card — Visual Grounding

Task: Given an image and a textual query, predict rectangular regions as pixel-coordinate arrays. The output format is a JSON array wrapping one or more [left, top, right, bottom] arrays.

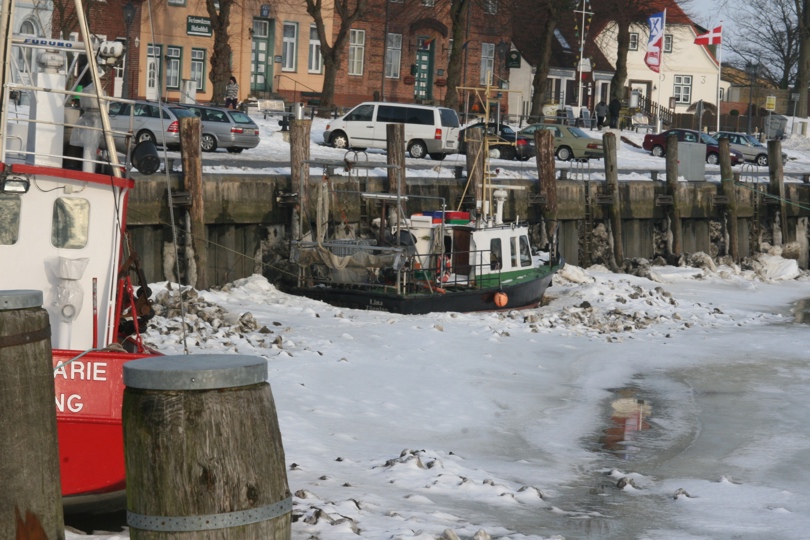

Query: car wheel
[[201, 133, 217, 152], [755, 154, 768, 166], [556, 145, 573, 161], [409, 140, 427, 159], [706, 152, 719, 165], [429, 153, 447, 161], [330, 131, 349, 149], [651, 145, 665, 158], [136, 130, 155, 145], [499, 146, 516, 161]]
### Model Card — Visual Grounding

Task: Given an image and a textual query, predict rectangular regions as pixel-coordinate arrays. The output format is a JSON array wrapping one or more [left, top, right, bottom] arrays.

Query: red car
[[642, 128, 743, 165]]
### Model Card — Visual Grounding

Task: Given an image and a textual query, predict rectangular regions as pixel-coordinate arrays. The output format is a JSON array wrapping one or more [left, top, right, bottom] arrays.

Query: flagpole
[[716, 23, 722, 133], [656, 9, 666, 133]]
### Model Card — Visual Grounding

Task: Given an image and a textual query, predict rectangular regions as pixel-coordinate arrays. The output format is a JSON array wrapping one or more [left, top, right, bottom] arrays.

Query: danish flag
[[694, 26, 722, 46]]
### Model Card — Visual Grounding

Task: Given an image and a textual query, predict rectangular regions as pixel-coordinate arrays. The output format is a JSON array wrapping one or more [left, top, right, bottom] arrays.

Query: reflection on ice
[[792, 297, 810, 323], [601, 389, 653, 460]]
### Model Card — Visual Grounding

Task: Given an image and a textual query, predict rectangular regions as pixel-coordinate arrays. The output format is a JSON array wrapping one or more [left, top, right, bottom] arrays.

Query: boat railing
[[3, 82, 137, 172]]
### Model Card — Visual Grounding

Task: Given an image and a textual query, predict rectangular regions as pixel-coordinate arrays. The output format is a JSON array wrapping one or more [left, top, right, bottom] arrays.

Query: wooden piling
[[464, 126, 484, 211], [718, 138, 739, 261], [290, 118, 311, 193], [386, 123, 406, 225], [123, 354, 291, 539], [180, 116, 206, 290], [534, 129, 557, 249], [603, 132, 623, 268], [0, 291, 64, 540], [768, 139, 788, 244], [665, 132, 682, 260]]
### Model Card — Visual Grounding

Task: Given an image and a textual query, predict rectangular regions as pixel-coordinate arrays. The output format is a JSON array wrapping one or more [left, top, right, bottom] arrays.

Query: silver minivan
[[107, 100, 196, 151], [323, 102, 460, 160]]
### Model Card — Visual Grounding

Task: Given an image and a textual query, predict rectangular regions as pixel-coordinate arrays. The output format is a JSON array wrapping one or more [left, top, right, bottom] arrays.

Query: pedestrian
[[225, 76, 239, 109], [595, 100, 608, 130], [608, 97, 621, 129]]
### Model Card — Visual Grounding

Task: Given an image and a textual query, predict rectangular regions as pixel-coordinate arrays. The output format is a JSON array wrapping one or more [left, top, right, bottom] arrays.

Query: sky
[[60, 114, 810, 539]]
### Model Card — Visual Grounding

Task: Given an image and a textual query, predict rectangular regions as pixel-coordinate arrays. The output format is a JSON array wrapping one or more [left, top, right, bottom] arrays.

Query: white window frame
[[349, 29, 365, 76], [308, 24, 322, 73], [664, 34, 673, 53], [480, 42, 494, 85], [629, 33, 638, 51], [673, 75, 692, 104], [421, 0, 435, 5], [484, 0, 497, 15], [282, 22, 297, 72], [385, 33, 402, 78], [190, 48, 206, 90], [165, 46, 181, 89]]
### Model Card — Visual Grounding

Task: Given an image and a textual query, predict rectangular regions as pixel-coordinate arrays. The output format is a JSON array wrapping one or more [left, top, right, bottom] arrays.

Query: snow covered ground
[[63, 113, 810, 539]]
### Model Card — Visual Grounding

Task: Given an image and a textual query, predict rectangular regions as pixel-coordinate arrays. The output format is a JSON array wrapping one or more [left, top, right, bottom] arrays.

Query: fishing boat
[[0, 0, 160, 509], [287, 90, 563, 314]]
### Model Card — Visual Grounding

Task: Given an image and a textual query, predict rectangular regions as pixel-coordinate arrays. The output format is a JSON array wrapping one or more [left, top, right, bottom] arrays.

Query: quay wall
[[126, 173, 810, 287]]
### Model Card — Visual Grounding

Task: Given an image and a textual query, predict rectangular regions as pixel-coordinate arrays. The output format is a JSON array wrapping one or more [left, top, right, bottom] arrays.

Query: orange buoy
[[494, 291, 508, 308]]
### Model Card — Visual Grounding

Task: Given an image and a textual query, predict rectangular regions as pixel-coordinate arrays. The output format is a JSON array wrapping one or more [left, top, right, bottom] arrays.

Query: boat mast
[[0, 0, 16, 149], [73, 0, 121, 177]]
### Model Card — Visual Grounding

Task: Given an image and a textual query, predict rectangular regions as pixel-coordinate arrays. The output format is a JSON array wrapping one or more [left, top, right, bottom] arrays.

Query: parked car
[[642, 128, 742, 165], [458, 122, 536, 161], [179, 104, 261, 153], [323, 102, 460, 160], [710, 131, 787, 167], [518, 123, 605, 161], [107, 100, 197, 151]]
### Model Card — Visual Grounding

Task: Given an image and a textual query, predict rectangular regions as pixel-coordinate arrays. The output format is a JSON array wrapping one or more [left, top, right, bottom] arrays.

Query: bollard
[[0, 290, 65, 540], [123, 354, 291, 539]]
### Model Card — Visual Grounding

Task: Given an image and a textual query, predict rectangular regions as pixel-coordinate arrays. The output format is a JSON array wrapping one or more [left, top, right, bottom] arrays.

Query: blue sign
[[260, 4, 270, 17]]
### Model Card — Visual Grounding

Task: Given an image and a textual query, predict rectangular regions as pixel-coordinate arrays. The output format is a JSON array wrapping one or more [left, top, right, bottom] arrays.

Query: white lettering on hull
[[55, 394, 84, 413], [53, 361, 108, 381]]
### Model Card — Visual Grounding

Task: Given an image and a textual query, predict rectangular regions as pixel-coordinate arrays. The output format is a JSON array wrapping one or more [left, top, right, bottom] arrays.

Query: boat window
[[490, 238, 502, 270], [510, 237, 518, 267], [519, 235, 532, 267], [0, 194, 21, 245], [52, 197, 90, 249]]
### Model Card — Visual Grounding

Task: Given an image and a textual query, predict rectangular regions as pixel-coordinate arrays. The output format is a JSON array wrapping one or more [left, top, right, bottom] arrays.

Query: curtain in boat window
[[0, 194, 21, 245], [52, 198, 89, 249]]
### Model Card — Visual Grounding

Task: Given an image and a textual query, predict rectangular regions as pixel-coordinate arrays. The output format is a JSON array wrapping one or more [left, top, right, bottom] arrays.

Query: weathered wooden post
[[123, 354, 291, 539], [534, 129, 557, 251], [291, 118, 312, 247], [386, 123, 406, 226], [665, 132, 682, 261], [464, 126, 484, 217], [0, 291, 64, 540], [180, 115, 206, 290], [768, 139, 788, 245], [718, 137, 739, 261], [603, 131, 623, 269]]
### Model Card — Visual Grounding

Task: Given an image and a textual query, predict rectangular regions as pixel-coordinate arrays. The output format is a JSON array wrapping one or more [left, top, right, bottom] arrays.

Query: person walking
[[595, 100, 608, 130], [608, 97, 621, 129], [225, 76, 239, 109]]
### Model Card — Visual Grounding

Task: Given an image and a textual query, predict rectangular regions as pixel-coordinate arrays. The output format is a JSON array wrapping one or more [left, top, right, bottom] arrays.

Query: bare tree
[[794, 0, 810, 117], [727, 0, 798, 89], [202, 0, 236, 103], [444, 0, 471, 110], [306, 0, 368, 115]]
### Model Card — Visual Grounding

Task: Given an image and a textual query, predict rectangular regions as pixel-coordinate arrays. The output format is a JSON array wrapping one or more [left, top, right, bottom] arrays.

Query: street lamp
[[574, 0, 593, 108], [745, 61, 760, 135], [122, 1, 136, 99]]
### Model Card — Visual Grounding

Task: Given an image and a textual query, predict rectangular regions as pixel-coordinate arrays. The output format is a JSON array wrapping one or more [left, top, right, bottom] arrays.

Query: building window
[[421, 0, 435, 5], [484, 0, 497, 14], [349, 29, 365, 76], [480, 42, 494, 85], [664, 34, 673, 53], [167, 0, 185, 5], [390, 0, 403, 3], [165, 46, 181, 89], [253, 19, 269, 38], [718, 87, 725, 101], [282, 22, 297, 72], [673, 75, 692, 103], [191, 48, 206, 90], [629, 33, 638, 51], [385, 33, 401, 78], [308, 25, 322, 73]]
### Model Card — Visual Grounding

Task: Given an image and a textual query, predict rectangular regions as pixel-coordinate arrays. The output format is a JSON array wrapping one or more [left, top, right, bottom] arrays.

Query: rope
[[734, 180, 810, 212], [145, 0, 189, 355]]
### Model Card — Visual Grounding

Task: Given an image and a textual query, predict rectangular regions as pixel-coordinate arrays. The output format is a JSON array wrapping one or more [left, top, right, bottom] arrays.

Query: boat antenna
[[144, 0, 190, 354]]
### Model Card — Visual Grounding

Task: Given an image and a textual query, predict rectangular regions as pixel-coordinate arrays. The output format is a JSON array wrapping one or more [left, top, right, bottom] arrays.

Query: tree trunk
[[207, 0, 233, 105], [610, 21, 631, 101], [530, 12, 559, 119], [444, 0, 469, 110], [796, 16, 810, 118], [319, 55, 339, 116]]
